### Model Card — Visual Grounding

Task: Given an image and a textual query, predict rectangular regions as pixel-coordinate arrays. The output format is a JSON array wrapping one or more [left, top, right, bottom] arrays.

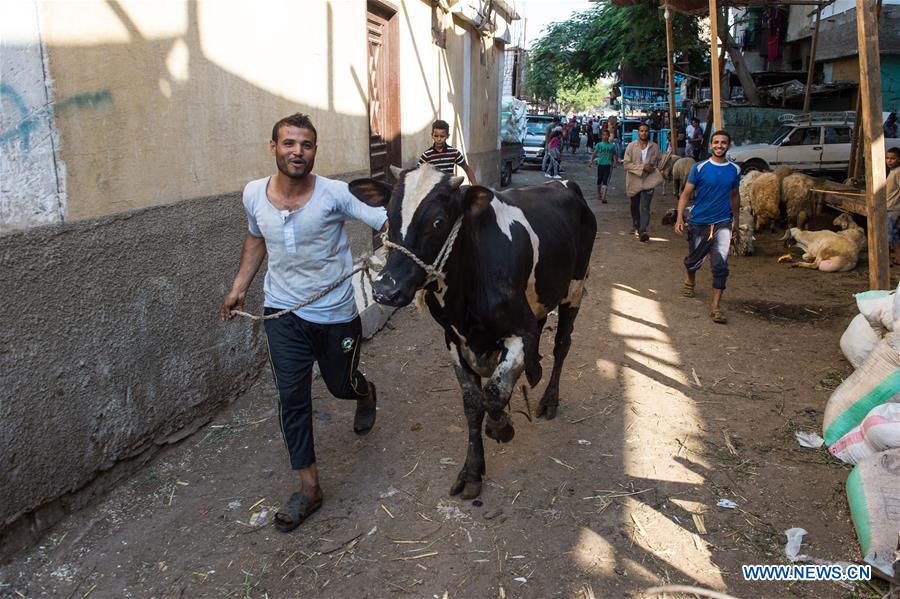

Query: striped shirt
[[418, 144, 466, 174]]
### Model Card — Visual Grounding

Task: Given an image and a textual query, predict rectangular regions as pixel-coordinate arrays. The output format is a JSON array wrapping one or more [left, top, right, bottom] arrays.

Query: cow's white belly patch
[[562, 277, 586, 308], [490, 198, 545, 317]]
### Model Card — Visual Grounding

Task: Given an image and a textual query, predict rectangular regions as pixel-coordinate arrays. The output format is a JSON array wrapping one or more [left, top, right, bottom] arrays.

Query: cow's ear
[[349, 179, 392, 207], [460, 185, 494, 216]]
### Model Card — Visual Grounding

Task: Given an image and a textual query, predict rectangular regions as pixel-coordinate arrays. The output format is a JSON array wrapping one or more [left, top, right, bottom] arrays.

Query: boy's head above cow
[[349, 164, 493, 307]]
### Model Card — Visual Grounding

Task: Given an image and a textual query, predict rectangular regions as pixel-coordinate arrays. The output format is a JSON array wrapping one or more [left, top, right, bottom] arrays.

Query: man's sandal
[[274, 492, 323, 532], [710, 309, 727, 324], [681, 281, 695, 298]]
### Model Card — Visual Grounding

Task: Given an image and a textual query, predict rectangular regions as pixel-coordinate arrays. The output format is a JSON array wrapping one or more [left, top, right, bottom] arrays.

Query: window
[[782, 127, 821, 146], [824, 127, 851, 144]]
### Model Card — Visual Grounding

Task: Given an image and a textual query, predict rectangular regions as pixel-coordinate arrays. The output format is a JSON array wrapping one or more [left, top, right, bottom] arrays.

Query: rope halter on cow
[[379, 216, 463, 285]]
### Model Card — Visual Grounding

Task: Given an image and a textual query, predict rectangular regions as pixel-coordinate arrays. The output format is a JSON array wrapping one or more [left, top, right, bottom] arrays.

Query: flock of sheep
[[661, 157, 867, 273]]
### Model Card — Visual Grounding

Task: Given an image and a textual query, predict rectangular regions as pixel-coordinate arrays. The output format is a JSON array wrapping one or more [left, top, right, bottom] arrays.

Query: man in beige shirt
[[886, 147, 900, 264], [623, 123, 661, 242]]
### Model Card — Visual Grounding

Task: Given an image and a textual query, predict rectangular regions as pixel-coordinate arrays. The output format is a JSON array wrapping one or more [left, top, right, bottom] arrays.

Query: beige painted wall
[[396, 8, 502, 182], [40, 0, 371, 221], [28, 0, 507, 222]]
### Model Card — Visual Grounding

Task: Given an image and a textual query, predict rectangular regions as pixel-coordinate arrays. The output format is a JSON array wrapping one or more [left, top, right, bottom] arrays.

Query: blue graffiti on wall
[[1, 84, 112, 152]]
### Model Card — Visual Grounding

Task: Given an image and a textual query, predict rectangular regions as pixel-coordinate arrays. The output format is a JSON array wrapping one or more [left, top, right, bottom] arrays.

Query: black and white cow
[[349, 164, 597, 499]]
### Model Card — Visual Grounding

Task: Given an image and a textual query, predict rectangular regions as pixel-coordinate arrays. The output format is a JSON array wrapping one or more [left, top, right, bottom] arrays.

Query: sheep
[[670, 157, 696, 200], [739, 170, 763, 210], [834, 212, 867, 251], [748, 166, 792, 231], [731, 203, 756, 256], [781, 172, 815, 229], [658, 152, 681, 197], [778, 228, 860, 272]]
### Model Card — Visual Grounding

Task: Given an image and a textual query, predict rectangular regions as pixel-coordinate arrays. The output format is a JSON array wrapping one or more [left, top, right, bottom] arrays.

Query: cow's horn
[[389, 165, 403, 179], [779, 230, 792, 241], [449, 176, 465, 190]]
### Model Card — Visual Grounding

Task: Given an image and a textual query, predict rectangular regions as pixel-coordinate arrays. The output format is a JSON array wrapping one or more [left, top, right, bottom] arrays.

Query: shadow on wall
[[0, 0, 490, 560]]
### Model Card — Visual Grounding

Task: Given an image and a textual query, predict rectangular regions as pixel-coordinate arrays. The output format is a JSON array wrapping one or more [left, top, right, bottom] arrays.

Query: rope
[[379, 216, 463, 284], [232, 255, 379, 322], [232, 216, 462, 322]]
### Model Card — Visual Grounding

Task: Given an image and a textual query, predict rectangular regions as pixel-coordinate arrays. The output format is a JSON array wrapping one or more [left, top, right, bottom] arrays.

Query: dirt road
[[1, 150, 886, 598]]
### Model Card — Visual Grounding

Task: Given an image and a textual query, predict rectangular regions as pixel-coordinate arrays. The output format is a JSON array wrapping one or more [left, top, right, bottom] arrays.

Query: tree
[[525, 1, 708, 105], [556, 80, 612, 114]]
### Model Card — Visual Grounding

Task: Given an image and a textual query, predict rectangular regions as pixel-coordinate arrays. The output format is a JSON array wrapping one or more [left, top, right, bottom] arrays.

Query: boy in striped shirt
[[418, 120, 478, 184]]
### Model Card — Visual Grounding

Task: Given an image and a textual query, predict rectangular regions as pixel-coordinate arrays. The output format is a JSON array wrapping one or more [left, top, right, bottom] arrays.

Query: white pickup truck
[[727, 112, 900, 175]]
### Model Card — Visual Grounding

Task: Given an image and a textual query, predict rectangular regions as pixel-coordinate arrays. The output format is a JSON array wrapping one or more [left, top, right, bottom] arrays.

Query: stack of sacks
[[825, 284, 900, 579], [846, 449, 900, 579], [840, 287, 896, 368], [500, 96, 527, 144]]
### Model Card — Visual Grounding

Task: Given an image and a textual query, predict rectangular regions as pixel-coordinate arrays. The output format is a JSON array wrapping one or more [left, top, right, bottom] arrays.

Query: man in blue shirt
[[674, 130, 741, 324], [221, 114, 388, 532]]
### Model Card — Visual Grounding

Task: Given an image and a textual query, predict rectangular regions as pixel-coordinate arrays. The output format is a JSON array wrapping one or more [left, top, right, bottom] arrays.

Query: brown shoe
[[353, 383, 377, 435]]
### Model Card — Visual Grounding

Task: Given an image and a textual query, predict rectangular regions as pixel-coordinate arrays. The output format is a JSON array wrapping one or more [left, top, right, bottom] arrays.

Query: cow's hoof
[[537, 399, 558, 420], [484, 414, 515, 443], [450, 475, 482, 499]]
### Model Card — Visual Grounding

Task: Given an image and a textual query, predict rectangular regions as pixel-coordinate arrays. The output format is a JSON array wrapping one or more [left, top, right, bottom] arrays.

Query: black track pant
[[263, 309, 370, 469]]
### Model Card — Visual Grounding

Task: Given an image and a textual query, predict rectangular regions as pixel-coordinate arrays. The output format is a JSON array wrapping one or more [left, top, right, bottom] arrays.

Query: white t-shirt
[[591, 121, 600, 135], [243, 175, 387, 324], [640, 146, 649, 163]]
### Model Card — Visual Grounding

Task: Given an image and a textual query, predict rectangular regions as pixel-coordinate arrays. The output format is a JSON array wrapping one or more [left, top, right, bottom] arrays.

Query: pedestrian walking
[[545, 129, 563, 179], [220, 113, 387, 532], [568, 120, 581, 154], [623, 123, 662, 242], [686, 117, 703, 160], [418, 119, 477, 184], [541, 116, 560, 174], [589, 128, 617, 204], [674, 129, 741, 324]]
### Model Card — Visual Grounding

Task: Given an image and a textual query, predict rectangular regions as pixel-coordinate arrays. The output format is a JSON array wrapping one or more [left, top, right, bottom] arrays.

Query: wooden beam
[[802, 5, 821, 113], [856, 0, 889, 289], [665, 6, 678, 151], [708, 0, 722, 130], [848, 89, 863, 181]]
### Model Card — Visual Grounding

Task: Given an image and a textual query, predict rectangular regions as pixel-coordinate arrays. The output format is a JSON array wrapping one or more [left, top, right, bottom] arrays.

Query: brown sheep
[[749, 166, 792, 231], [781, 172, 815, 229], [670, 157, 696, 199]]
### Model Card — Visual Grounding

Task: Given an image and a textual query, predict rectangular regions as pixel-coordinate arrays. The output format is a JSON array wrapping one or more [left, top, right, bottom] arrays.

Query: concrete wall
[[0, 0, 512, 557], [1, 0, 66, 233]]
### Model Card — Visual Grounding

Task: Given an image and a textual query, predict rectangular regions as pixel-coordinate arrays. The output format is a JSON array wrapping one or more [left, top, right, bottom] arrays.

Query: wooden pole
[[708, 0, 722, 130], [802, 5, 821, 113], [856, 0, 889, 290], [848, 90, 863, 181], [665, 6, 678, 152]]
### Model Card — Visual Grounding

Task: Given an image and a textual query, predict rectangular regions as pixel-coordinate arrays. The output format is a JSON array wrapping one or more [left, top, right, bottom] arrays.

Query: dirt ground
[[2, 150, 894, 599]]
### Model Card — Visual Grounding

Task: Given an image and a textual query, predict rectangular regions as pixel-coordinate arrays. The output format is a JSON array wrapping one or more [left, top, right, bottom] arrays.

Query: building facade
[[0, 0, 517, 557]]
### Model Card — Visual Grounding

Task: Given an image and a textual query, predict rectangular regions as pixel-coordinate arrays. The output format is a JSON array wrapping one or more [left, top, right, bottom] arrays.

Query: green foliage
[[556, 80, 612, 113], [525, 1, 708, 104]]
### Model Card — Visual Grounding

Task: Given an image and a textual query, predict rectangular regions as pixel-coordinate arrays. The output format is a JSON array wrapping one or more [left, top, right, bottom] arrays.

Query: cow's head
[[349, 164, 493, 307]]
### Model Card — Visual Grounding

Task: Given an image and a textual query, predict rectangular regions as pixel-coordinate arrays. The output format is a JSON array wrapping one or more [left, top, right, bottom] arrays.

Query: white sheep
[[749, 166, 792, 231], [731, 203, 756, 256], [778, 227, 860, 272], [834, 212, 867, 251], [739, 170, 763, 210], [781, 172, 815, 229]]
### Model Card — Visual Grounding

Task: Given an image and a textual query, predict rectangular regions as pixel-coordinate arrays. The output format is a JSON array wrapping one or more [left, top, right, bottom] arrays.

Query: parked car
[[727, 112, 900, 175], [522, 114, 557, 166]]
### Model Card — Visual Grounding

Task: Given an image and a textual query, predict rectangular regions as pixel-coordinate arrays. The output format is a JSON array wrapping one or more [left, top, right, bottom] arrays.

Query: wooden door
[[367, 5, 401, 182]]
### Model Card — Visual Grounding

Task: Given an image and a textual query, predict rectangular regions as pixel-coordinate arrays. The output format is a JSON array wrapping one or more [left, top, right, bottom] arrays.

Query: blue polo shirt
[[243, 175, 387, 324], [687, 159, 741, 224]]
